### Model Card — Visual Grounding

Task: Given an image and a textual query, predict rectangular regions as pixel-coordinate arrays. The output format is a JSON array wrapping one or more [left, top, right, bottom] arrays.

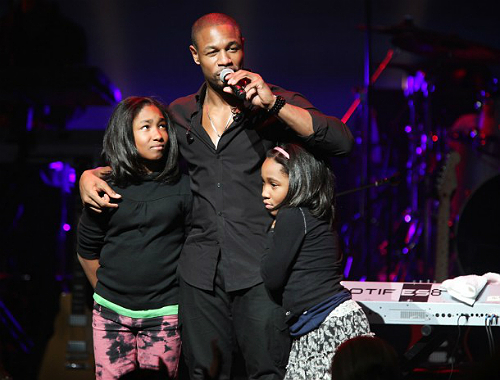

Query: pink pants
[[92, 303, 181, 379]]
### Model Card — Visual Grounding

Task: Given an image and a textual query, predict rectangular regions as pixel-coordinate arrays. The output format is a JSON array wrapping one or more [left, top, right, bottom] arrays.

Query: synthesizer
[[341, 281, 500, 327]]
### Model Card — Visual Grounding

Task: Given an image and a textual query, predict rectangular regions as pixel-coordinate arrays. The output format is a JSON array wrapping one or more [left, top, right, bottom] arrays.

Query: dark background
[[1, 0, 499, 378], [4, 0, 498, 130]]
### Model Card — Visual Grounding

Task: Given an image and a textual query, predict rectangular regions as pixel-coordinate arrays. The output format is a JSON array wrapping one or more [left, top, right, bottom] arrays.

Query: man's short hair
[[191, 13, 242, 48]]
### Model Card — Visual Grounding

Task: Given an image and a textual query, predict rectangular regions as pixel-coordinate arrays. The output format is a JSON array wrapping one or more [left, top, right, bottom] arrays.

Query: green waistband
[[93, 293, 178, 318]]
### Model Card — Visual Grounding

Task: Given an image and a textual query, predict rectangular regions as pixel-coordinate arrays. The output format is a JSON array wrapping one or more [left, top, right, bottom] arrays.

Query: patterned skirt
[[284, 299, 373, 380]]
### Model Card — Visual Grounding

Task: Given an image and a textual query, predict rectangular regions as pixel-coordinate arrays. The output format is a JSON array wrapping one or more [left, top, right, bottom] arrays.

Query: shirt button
[[217, 212, 222, 216], [217, 183, 221, 188], [285, 311, 291, 316]]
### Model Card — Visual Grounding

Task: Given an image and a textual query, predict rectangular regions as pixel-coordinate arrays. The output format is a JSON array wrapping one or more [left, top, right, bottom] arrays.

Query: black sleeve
[[76, 207, 108, 259], [261, 208, 306, 291], [278, 88, 354, 156]]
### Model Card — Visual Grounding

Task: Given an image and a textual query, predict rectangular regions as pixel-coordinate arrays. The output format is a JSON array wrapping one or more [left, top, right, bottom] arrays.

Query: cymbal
[[385, 61, 433, 74], [360, 18, 500, 64]]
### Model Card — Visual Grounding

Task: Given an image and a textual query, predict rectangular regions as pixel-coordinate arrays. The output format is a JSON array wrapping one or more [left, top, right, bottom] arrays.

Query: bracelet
[[267, 95, 286, 115]]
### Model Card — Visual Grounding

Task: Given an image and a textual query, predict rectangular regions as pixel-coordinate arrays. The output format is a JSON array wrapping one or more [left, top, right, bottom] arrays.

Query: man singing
[[79, 13, 353, 379]]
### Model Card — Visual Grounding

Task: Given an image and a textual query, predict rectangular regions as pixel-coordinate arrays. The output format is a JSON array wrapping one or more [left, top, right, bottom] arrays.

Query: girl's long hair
[[102, 96, 180, 187], [266, 143, 335, 224]]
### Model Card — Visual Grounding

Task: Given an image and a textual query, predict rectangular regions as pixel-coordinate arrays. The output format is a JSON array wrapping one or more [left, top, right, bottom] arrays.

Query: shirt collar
[[194, 83, 207, 108]]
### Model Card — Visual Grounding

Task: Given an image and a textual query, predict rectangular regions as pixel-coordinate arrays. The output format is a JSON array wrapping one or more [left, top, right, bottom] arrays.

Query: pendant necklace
[[207, 106, 233, 148]]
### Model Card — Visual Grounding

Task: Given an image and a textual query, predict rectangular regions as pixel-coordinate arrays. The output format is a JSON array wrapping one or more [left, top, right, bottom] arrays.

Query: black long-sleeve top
[[77, 174, 192, 310], [261, 207, 345, 321], [169, 83, 353, 292]]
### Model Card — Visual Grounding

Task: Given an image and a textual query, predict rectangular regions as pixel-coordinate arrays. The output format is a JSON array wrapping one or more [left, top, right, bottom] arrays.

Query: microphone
[[220, 68, 247, 100]]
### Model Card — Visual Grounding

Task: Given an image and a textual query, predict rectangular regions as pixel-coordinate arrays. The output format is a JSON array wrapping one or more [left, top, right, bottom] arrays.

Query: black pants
[[178, 273, 290, 380]]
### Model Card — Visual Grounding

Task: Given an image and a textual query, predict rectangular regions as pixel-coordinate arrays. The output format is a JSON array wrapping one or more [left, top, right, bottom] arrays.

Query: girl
[[77, 96, 191, 379], [260, 143, 372, 380]]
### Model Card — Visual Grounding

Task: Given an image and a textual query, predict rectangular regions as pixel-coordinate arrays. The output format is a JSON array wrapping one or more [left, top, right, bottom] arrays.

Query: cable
[[447, 315, 467, 380], [485, 315, 497, 357]]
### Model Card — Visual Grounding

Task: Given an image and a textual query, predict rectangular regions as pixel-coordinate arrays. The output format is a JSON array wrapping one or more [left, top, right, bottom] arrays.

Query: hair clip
[[273, 146, 289, 159]]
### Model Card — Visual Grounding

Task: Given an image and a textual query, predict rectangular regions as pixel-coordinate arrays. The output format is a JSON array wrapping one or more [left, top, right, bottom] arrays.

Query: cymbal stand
[[340, 11, 395, 280]]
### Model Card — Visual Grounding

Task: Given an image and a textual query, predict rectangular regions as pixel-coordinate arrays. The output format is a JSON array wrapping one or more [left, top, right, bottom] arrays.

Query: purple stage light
[[49, 161, 64, 171], [421, 81, 428, 97], [406, 222, 417, 244], [63, 223, 71, 232], [113, 87, 122, 102], [404, 71, 429, 97], [26, 107, 34, 131], [344, 256, 353, 278], [404, 76, 414, 97]]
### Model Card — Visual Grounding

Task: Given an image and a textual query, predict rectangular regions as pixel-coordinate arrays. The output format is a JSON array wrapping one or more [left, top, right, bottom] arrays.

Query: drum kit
[[342, 18, 500, 281]]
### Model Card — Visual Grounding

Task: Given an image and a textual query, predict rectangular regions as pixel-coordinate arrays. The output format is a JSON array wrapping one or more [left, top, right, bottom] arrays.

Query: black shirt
[[261, 207, 345, 320], [169, 83, 353, 292], [77, 174, 192, 310]]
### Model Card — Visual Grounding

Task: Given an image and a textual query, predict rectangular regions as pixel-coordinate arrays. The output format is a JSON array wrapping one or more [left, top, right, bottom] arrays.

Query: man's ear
[[189, 45, 200, 65]]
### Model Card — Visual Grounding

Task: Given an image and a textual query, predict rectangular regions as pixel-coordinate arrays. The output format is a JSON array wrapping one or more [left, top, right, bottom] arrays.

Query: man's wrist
[[93, 166, 111, 179], [267, 95, 286, 115], [266, 95, 277, 110]]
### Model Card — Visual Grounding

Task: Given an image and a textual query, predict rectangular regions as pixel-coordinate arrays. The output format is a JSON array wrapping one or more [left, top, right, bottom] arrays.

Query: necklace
[[206, 106, 234, 147]]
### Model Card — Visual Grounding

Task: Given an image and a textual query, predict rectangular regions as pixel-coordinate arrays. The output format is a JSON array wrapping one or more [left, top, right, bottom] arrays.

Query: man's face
[[189, 24, 244, 89]]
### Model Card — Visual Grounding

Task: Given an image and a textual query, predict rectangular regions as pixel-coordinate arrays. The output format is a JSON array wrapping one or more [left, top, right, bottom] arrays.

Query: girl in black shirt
[[77, 97, 191, 379], [261, 143, 371, 380]]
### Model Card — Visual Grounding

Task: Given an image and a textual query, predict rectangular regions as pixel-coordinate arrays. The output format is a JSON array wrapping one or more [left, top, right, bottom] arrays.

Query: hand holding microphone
[[220, 68, 247, 100], [220, 69, 276, 110]]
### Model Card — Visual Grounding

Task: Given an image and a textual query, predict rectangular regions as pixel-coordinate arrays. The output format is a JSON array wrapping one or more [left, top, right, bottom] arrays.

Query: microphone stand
[[337, 173, 400, 197]]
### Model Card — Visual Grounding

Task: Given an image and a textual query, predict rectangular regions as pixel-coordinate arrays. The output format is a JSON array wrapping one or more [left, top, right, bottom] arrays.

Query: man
[[80, 13, 353, 379]]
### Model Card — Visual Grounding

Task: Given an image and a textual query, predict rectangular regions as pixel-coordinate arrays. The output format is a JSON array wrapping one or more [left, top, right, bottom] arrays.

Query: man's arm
[[77, 254, 99, 289], [225, 70, 354, 155], [79, 167, 121, 213], [288, 93, 354, 156], [269, 98, 314, 136]]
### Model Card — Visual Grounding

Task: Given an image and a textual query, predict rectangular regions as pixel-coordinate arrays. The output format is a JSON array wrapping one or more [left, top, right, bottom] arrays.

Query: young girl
[[260, 143, 372, 380], [77, 96, 191, 379]]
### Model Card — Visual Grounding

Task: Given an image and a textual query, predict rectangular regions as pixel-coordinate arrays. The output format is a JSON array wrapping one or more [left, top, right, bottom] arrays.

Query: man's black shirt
[[169, 83, 353, 292]]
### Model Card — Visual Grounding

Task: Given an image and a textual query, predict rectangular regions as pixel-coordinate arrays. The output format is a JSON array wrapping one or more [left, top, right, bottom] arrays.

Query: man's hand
[[79, 167, 121, 213], [223, 70, 276, 110], [224, 69, 314, 136]]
